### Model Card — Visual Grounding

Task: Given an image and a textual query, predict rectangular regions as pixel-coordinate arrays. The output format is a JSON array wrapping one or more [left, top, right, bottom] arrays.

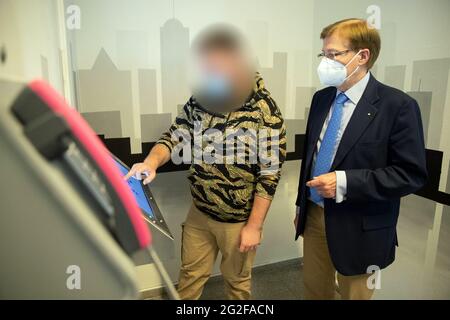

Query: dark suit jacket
[[295, 74, 428, 276]]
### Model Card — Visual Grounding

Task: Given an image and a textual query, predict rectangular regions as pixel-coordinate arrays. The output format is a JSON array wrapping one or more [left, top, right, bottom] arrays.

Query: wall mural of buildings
[[62, 0, 450, 199], [67, 5, 450, 207], [60, 0, 450, 298]]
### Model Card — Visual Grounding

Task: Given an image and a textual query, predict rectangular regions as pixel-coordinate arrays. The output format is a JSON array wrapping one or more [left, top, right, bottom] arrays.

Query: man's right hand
[[124, 162, 156, 185], [124, 144, 171, 185]]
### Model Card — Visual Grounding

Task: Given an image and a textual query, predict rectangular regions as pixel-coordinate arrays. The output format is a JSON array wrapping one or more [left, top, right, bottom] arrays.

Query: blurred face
[[201, 49, 249, 84], [191, 47, 255, 114]]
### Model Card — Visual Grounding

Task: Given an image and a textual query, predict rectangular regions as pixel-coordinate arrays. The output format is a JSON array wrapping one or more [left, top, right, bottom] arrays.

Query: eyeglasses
[[317, 49, 352, 60]]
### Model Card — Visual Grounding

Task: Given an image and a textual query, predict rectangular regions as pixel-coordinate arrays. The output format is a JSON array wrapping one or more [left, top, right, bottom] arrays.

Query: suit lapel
[[305, 88, 336, 166], [330, 75, 380, 170]]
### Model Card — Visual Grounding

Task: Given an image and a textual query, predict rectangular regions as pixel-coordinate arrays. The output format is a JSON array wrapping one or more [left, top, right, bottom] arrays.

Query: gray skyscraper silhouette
[[77, 48, 134, 140], [384, 65, 406, 91], [261, 52, 288, 117], [139, 69, 158, 115], [411, 58, 450, 150], [160, 18, 190, 121], [407, 91, 432, 146]]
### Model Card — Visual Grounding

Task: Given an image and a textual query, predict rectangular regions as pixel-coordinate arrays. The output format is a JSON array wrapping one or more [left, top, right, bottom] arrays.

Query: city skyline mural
[[1, 0, 449, 298]]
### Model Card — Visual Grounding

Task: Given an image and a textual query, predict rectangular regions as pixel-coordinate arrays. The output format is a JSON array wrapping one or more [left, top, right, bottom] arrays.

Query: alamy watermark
[[66, 5, 81, 30], [66, 265, 81, 290], [367, 5, 381, 30], [366, 265, 382, 290]]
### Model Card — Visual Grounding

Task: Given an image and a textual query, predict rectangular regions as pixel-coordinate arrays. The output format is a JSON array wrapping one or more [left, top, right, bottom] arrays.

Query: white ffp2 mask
[[317, 50, 362, 87]]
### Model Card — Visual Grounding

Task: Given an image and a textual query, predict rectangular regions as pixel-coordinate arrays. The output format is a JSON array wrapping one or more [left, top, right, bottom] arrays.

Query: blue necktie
[[310, 92, 349, 204]]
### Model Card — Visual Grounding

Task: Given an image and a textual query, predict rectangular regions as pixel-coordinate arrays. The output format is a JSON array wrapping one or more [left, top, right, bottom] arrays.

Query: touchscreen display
[[114, 159, 154, 219]]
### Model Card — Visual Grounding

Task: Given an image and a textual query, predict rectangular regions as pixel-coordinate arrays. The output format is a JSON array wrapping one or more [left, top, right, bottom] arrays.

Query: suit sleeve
[[345, 98, 428, 202], [295, 92, 317, 207]]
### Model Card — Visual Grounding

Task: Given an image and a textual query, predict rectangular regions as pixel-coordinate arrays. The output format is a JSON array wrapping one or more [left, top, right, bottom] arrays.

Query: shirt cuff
[[335, 170, 347, 203]]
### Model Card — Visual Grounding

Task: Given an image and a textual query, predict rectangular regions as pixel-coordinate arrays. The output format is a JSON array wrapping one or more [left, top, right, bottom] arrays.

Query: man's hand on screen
[[124, 162, 156, 185]]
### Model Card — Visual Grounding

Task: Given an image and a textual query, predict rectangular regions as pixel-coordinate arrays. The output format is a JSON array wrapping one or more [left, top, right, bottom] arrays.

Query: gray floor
[[144, 161, 450, 299], [200, 259, 304, 300], [152, 258, 305, 300]]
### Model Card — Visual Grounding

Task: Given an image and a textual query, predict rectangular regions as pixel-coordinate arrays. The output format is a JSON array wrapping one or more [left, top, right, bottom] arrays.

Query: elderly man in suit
[[295, 18, 427, 300]]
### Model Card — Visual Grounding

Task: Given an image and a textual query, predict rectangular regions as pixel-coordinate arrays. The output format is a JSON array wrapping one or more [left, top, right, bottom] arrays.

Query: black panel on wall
[[99, 134, 450, 206], [416, 149, 450, 206]]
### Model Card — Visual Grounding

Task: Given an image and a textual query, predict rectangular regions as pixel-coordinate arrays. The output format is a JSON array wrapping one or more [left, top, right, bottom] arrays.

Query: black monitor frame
[[112, 154, 174, 240]]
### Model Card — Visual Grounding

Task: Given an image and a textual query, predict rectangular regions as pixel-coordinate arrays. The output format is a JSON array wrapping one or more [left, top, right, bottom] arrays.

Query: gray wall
[[2, 0, 450, 299]]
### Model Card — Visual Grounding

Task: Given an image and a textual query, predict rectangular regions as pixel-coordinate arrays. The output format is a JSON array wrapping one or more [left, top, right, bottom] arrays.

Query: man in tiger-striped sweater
[[125, 24, 286, 300]]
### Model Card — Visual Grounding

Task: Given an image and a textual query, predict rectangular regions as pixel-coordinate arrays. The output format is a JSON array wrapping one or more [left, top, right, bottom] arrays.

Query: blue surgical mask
[[194, 72, 235, 114], [201, 72, 232, 101]]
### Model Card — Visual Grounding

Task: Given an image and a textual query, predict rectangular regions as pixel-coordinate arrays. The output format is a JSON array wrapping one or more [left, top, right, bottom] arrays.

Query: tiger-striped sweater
[[156, 73, 286, 222]]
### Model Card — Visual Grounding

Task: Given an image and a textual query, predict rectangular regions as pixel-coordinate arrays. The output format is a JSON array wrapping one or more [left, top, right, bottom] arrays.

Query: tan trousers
[[303, 201, 374, 300], [177, 204, 256, 300]]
